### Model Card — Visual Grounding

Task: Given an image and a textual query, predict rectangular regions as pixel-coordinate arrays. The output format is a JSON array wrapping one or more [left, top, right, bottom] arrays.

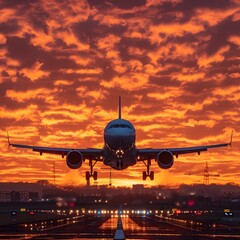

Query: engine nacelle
[[157, 150, 174, 169], [66, 151, 83, 169]]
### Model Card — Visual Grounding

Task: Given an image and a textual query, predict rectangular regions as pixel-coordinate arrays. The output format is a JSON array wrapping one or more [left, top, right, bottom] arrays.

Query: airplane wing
[[8, 140, 103, 160], [137, 132, 233, 161]]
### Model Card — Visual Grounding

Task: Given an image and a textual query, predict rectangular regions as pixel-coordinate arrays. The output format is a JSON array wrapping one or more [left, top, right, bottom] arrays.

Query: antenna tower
[[53, 161, 56, 186], [203, 161, 220, 185], [109, 168, 112, 187]]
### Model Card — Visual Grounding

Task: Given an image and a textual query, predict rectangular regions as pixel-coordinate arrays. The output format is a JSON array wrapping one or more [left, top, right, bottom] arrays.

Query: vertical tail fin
[[118, 96, 121, 119]]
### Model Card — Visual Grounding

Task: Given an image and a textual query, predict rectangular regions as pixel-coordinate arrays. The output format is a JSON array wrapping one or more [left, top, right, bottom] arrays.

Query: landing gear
[[93, 171, 97, 180], [142, 159, 154, 181], [86, 171, 90, 181], [117, 159, 123, 169], [150, 171, 154, 180], [142, 171, 147, 180], [86, 159, 98, 181]]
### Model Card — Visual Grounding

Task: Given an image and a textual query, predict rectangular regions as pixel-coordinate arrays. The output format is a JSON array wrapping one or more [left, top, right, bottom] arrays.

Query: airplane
[[8, 96, 233, 181]]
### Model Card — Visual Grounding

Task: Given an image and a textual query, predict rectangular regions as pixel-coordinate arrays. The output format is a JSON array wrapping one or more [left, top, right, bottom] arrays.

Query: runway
[[1, 214, 240, 239]]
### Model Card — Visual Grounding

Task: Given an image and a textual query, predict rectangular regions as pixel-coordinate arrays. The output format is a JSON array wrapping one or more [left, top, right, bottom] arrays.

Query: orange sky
[[0, 0, 239, 187]]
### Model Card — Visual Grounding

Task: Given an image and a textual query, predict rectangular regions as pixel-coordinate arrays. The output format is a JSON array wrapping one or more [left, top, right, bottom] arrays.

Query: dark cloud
[[176, 0, 232, 11], [40, 54, 78, 71], [178, 123, 228, 140], [0, 0, 31, 8], [0, 20, 20, 34], [148, 0, 234, 25], [222, 78, 240, 88], [205, 18, 240, 55], [183, 81, 217, 94], [119, 37, 155, 62], [203, 99, 238, 113], [6, 36, 39, 67], [149, 76, 180, 87], [88, 0, 146, 9], [27, 7, 49, 33], [73, 19, 127, 46]]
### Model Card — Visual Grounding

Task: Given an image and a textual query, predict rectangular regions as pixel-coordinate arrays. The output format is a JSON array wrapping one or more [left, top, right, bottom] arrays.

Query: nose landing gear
[[117, 159, 123, 169], [142, 159, 154, 180], [86, 159, 98, 181]]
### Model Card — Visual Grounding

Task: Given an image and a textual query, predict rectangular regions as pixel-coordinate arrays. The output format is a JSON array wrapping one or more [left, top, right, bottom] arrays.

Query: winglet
[[7, 131, 11, 148], [229, 130, 233, 146], [118, 96, 121, 119]]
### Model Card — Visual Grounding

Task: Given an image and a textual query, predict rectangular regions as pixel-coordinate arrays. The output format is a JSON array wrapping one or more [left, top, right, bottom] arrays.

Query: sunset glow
[[0, 0, 239, 187]]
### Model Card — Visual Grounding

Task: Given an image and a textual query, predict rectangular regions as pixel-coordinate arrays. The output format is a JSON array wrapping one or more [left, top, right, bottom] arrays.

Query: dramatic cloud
[[0, 0, 239, 187]]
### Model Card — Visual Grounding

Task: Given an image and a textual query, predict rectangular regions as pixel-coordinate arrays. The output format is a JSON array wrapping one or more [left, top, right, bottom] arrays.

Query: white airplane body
[[9, 97, 232, 181]]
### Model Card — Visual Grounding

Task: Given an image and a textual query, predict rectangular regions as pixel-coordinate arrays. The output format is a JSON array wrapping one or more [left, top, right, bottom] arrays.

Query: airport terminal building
[[0, 182, 44, 202]]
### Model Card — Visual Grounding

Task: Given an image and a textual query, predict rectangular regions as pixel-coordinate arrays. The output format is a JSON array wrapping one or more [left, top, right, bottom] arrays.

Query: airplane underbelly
[[103, 148, 136, 170]]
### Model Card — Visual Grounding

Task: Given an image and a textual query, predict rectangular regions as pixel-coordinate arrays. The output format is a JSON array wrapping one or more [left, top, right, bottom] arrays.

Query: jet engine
[[66, 151, 83, 169], [157, 150, 174, 169]]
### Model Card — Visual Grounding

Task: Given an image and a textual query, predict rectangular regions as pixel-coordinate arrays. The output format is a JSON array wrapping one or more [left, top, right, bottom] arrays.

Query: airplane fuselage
[[103, 119, 137, 170]]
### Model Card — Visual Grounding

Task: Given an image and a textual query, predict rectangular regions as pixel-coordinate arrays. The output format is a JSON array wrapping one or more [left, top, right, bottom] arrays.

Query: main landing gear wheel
[[150, 171, 154, 180], [86, 159, 98, 181], [142, 159, 154, 181], [143, 171, 147, 181], [93, 171, 97, 180]]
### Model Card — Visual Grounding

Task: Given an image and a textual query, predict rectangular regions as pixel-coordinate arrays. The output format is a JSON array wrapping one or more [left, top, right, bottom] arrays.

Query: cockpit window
[[108, 124, 132, 129]]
